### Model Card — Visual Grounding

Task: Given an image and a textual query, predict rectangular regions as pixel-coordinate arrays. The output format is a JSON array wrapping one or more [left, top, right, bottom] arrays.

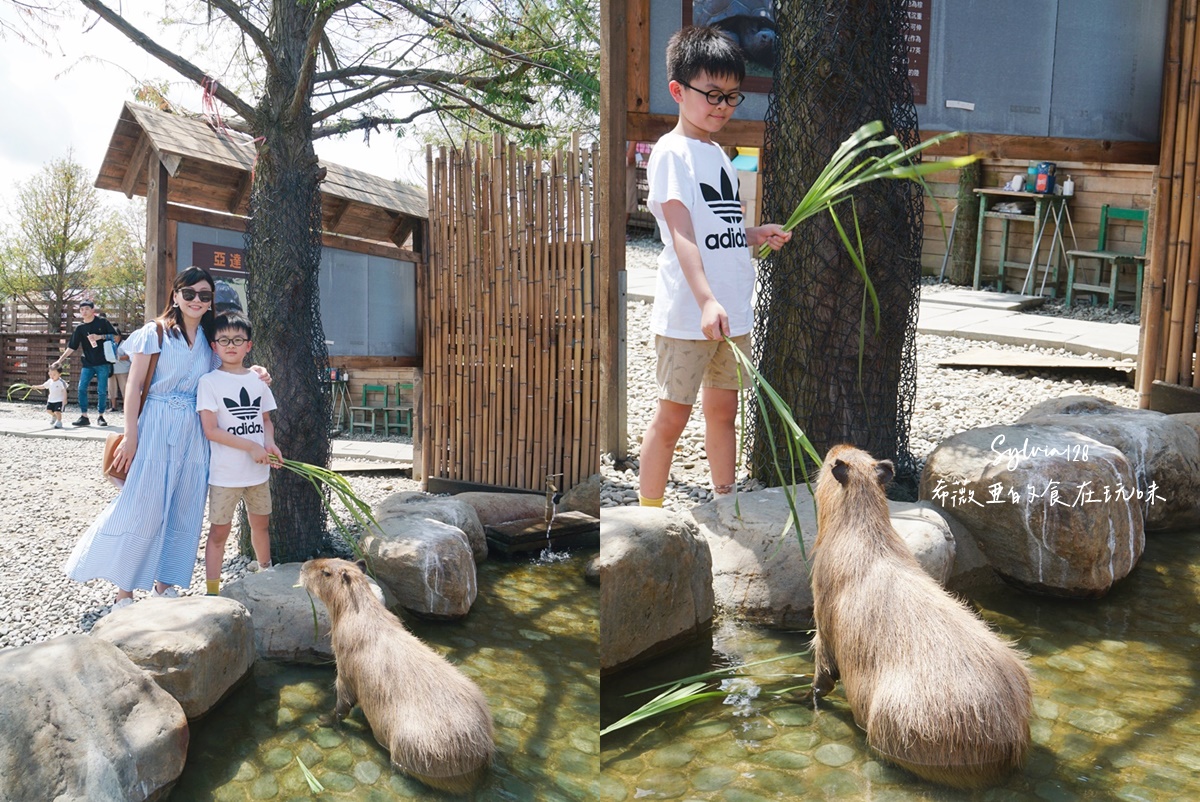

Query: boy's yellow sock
[[206, 579, 220, 596], [639, 495, 664, 508]]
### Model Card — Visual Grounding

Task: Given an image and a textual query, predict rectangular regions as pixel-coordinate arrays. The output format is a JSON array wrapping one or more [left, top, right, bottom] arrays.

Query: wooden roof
[[95, 102, 426, 246]]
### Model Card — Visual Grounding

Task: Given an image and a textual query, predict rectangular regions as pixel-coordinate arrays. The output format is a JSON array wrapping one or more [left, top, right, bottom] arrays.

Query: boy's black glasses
[[678, 79, 745, 107], [216, 337, 248, 347], [178, 288, 214, 302]]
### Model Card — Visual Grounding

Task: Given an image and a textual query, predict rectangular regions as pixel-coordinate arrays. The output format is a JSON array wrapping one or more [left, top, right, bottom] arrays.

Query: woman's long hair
[[156, 266, 217, 345]]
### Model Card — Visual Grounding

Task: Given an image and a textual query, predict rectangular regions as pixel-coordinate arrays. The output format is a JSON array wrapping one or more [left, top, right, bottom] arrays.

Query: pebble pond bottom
[[600, 530, 1200, 802], [171, 553, 599, 801]]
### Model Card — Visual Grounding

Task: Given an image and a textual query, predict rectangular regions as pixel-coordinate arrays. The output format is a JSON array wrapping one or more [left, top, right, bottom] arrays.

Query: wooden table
[[973, 189, 1070, 295]]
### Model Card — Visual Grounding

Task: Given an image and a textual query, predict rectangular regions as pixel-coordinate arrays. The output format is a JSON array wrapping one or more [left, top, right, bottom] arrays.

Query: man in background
[[51, 300, 119, 427]]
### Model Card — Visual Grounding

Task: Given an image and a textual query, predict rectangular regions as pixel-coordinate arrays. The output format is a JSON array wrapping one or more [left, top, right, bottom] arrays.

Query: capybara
[[810, 445, 1032, 789], [300, 558, 494, 793]]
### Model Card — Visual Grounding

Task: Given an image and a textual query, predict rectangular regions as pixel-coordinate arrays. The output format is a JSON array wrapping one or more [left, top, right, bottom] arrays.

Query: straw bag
[[103, 323, 163, 486]]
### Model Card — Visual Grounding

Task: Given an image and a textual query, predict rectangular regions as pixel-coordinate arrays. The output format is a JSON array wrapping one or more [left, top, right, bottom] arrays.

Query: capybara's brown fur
[[300, 558, 494, 793], [810, 445, 1032, 789]]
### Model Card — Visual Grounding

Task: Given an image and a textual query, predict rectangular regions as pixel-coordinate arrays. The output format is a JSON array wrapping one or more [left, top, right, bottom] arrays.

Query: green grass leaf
[[5, 383, 35, 401], [295, 755, 325, 792]]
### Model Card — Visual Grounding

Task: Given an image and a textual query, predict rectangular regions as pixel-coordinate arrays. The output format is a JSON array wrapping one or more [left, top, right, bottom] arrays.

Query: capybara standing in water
[[300, 558, 494, 793], [810, 445, 1032, 789]]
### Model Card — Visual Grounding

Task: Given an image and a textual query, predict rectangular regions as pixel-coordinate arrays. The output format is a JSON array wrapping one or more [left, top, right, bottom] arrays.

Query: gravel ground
[[0, 400, 419, 652], [602, 234, 1139, 511]]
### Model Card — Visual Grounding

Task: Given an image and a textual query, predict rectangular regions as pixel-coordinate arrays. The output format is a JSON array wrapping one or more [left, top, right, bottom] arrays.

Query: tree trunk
[[752, 0, 923, 497], [948, 161, 982, 286], [244, 0, 331, 562]]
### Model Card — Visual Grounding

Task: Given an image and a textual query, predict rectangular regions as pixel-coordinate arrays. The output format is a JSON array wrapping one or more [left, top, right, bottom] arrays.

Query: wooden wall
[[425, 134, 599, 493], [921, 160, 1155, 299]]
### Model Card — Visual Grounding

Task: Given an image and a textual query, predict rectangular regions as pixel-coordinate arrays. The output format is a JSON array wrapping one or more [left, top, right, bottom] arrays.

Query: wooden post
[[949, 161, 982, 286], [600, 0, 629, 459], [144, 152, 169, 320]]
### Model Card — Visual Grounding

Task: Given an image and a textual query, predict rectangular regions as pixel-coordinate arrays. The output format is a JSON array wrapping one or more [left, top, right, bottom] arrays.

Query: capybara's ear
[[831, 459, 850, 486], [354, 559, 367, 574], [875, 460, 895, 486]]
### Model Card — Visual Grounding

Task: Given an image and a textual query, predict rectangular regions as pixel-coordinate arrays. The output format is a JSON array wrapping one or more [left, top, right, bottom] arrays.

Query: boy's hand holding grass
[[700, 299, 731, 340], [749, 225, 791, 252]]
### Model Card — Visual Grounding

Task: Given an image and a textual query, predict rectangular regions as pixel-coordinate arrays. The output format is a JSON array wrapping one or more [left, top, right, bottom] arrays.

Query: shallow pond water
[[171, 552, 598, 801], [600, 530, 1200, 801]]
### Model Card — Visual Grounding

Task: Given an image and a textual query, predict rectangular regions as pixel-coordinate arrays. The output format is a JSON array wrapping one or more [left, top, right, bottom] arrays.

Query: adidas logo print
[[223, 387, 265, 435], [700, 170, 743, 224], [223, 387, 261, 421]]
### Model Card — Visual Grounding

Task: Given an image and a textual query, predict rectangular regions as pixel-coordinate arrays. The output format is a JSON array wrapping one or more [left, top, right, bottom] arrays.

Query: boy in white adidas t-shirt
[[197, 311, 281, 595], [638, 25, 791, 507]]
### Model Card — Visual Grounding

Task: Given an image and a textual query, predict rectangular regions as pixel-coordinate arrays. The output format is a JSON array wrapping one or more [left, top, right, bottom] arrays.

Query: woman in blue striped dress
[[65, 267, 223, 609]]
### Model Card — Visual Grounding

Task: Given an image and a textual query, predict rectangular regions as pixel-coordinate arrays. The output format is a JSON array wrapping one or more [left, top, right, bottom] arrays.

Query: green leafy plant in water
[[295, 755, 325, 792], [601, 651, 813, 736]]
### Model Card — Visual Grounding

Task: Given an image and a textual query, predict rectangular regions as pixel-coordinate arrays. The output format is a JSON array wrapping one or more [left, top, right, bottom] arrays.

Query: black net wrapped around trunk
[[244, 161, 332, 560], [751, 0, 923, 498]]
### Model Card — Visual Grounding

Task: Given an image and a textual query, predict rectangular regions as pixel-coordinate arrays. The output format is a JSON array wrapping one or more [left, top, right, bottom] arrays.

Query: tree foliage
[[0, 0, 60, 49], [136, 0, 598, 148], [0, 154, 102, 332], [88, 199, 146, 325], [0, 156, 147, 332]]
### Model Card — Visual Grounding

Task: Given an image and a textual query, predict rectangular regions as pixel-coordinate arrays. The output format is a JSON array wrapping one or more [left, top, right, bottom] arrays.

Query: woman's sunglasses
[[178, 288, 214, 303]]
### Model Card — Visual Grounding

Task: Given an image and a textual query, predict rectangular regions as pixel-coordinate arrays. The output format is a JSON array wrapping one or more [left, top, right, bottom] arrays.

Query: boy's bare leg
[[248, 512, 272, 567], [702, 386, 739, 493], [205, 523, 232, 581], [638, 398, 693, 502]]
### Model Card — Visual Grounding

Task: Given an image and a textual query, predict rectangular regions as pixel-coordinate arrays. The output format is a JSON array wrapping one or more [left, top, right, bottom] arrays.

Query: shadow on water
[[600, 530, 1200, 801], [171, 550, 599, 802]]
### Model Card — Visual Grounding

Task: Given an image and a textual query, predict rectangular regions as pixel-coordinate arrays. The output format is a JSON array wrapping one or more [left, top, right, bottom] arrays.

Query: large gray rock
[[363, 514, 478, 620], [920, 424, 1144, 598], [1017, 397, 1200, 531], [691, 488, 956, 629], [223, 562, 382, 663], [452, 491, 547, 526], [90, 597, 255, 719], [599, 507, 713, 673], [375, 491, 488, 562], [0, 635, 188, 802], [560, 473, 602, 518]]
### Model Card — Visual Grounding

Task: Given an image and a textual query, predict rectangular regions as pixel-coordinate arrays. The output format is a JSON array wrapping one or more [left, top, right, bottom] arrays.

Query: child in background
[[197, 311, 281, 595], [34, 366, 69, 429]]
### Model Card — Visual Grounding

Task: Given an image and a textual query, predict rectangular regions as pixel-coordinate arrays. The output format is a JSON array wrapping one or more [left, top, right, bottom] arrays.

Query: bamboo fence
[[424, 134, 598, 493], [1139, 0, 1200, 401]]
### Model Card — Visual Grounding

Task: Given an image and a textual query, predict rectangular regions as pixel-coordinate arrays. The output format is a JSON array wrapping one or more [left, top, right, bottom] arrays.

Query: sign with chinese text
[[905, 0, 931, 105]]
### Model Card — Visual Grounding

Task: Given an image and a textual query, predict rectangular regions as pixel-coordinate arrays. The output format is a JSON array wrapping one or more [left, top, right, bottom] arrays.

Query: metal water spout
[[545, 473, 563, 523]]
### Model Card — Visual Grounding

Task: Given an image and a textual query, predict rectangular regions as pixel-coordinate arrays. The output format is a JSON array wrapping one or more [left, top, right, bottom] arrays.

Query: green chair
[[1065, 205, 1149, 312], [385, 382, 414, 436], [349, 384, 388, 435]]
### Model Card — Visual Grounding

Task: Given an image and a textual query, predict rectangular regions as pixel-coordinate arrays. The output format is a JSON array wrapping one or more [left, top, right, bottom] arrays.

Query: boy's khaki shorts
[[655, 333, 751, 406], [209, 481, 272, 525]]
